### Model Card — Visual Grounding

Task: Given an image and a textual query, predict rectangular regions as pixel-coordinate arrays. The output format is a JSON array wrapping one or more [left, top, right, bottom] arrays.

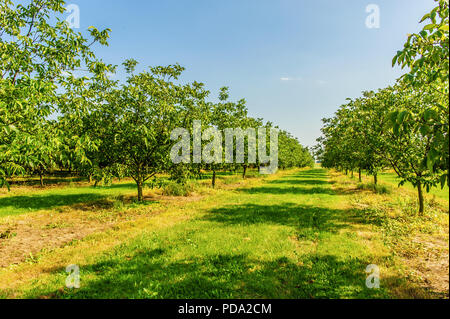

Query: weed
[[25, 252, 39, 264], [162, 182, 193, 196], [0, 229, 16, 239], [42, 222, 72, 230], [357, 183, 392, 194]]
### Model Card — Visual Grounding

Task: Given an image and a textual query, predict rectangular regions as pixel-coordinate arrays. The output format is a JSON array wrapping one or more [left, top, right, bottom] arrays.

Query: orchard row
[[0, 0, 314, 201], [316, 0, 449, 214]]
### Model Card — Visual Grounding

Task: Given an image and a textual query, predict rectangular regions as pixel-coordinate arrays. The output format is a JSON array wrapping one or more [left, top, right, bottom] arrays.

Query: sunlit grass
[[0, 168, 447, 299], [1, 169, 390, 299], [0, 170, 261, 218], [0, 182, 138, 218]]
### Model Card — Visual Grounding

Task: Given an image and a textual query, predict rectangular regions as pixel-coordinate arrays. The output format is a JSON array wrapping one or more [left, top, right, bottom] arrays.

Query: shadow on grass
[[0, 193, 108, 213], [25, 168, 430, 299], [35, 252, 390, 299], [240, 187, 336, 195], [205, 203, 348, 234], [238, 168, 339, 195], [31, 197, 428, 299], [8, 177, 87, 187], [97, 183, 137, 190], [1, 169, 325, 215], [268, 179, 330, 185], [289, 169, 328, 177], [0, 181, 144, 213]]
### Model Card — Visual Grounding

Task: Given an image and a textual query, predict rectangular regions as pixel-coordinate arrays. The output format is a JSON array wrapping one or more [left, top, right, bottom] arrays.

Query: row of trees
[[316, 0, 449, 214], [0, 0, 314, 201]]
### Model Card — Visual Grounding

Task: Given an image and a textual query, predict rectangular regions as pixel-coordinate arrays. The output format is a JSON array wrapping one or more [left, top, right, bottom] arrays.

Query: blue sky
[[67, 0, 436, 146]]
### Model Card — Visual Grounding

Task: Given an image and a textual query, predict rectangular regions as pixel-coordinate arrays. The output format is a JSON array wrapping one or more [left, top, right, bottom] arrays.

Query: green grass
[[12, 169, 394, 299], [0, 182, 141, 218], [357, 182, 392, 194], [2, 168, 447, 298], [0, 169, 259, 218]]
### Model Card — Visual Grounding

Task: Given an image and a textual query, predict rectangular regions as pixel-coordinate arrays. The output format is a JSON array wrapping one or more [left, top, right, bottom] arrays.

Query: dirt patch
[[0, 192, 205, 268], [402, 235, 449, 298], [1, 208, 131, 267]]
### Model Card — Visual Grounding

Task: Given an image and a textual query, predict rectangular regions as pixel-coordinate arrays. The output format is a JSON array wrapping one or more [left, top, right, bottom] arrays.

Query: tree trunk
[[351, 170, 354, 178], [137, 176, 144, 202], [373, 173, 378, 185], [345, 169, 348, 175], [39, 170, 44, 187], [417, 180, 424, 215], [242, 165, 247, 179], [358, 168, 362, 182], [89, 174, 92, 184], [212, 170, 216, 188]]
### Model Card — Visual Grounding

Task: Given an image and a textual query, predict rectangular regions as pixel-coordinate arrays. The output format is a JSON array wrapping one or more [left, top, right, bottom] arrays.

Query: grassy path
[[2, 168, 401, 299]]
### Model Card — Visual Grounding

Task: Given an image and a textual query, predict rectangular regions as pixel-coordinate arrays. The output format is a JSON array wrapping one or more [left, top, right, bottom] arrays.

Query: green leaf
[[440, 174, 447, 189], [423, 23, 435, 31], [419, 13, 431, 23], [426, 154, 434, 172], [397, 110, 408, 124]]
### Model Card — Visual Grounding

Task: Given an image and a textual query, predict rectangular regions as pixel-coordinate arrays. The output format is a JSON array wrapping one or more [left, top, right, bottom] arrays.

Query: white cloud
[[280, 76, 302, 82]]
